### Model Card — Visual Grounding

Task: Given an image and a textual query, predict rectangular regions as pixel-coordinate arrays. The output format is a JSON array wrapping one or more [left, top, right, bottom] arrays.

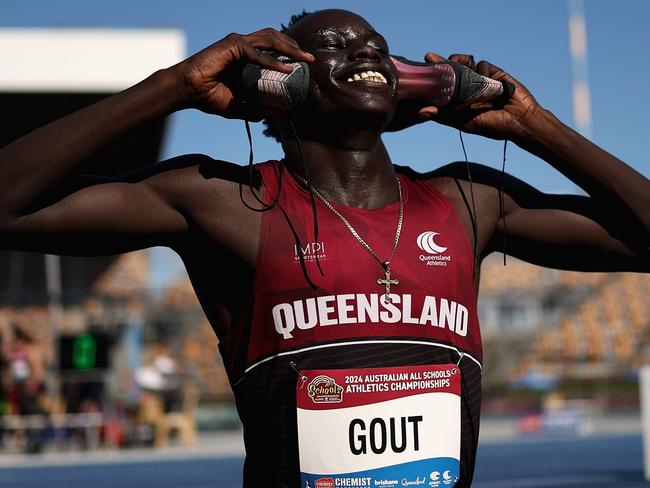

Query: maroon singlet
[[219, 161, 483, 488]]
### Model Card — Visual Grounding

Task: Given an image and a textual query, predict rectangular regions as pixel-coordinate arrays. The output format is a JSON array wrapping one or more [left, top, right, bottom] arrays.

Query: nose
[[348, 41, 381, 62]]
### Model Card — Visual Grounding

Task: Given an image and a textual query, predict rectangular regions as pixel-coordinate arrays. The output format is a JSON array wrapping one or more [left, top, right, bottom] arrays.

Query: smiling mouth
[[345, 70, 389, 84]]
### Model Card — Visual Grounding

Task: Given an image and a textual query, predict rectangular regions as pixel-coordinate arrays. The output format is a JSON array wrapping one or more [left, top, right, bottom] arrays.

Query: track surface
[[0, 434, 646, 487]]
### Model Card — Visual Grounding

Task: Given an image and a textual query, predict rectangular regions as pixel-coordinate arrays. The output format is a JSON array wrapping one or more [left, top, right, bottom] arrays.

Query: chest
[[256, 187, 475, 298], [238, 181, 484, 372]]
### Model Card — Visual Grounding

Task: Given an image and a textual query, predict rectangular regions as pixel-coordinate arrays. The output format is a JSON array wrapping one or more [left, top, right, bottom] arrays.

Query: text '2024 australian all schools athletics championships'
[[296, 364, 461, 488]]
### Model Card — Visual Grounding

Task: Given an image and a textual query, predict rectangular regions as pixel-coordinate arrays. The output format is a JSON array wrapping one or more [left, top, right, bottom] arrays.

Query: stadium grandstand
[[479, 253, 649, 413]]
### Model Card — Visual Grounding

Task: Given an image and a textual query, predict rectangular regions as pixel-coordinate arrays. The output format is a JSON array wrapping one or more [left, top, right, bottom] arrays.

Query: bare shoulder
[[397, 162, 507, 216], [120, 154, 263, 255], [397, 162, 520, 257], [119, 154, 249, 205], [120, 154, 267, 222]]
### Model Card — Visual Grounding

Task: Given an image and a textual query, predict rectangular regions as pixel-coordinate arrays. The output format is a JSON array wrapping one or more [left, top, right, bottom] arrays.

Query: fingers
[[420, 103, 494, 132], [426, 52, 478, 71], [446, 55, 512, 84], [417, 106, 439, 120], [476, 60, 507, 80], [428, 51, 511, 83], [424, 51, 445, 64], [448, 54, 516, 86], [240, 44, 294, 74], [448, 53, 477, 71], [475, 60, 520, 99], [242, 28, 314, 72]]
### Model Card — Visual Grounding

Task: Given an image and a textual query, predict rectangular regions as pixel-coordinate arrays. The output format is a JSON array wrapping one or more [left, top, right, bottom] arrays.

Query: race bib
[[296, 364, 461, 488]]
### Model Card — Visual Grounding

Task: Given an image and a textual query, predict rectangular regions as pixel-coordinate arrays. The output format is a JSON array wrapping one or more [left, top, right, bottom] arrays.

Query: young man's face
[[286, 9, 398, 130]]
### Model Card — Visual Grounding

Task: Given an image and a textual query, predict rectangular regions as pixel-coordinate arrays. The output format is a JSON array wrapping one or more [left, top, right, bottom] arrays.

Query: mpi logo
[[294, 241, 327, 262]]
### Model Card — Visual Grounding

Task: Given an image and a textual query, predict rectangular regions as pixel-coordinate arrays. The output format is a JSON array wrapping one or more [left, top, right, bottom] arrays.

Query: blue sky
[[3, 0, 649, 286]]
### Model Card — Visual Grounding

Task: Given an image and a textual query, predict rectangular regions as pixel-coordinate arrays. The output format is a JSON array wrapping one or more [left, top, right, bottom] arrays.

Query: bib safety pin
[[289, 361, 308, 388], [456, 352, 465, 367], [453, 352, 465, 374]]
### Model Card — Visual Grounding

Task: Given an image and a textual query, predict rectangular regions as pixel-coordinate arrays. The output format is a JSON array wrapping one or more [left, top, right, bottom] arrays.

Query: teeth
[[346, 70, 388, 84]]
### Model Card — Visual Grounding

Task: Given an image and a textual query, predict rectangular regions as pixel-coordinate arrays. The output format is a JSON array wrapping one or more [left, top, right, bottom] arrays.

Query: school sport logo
[[307, 375, 343, 404], [416, 231, 451, 267]]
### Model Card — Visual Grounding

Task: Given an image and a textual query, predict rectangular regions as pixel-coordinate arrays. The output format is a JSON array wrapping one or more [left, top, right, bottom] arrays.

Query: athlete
[[0, 8, 648, 487]]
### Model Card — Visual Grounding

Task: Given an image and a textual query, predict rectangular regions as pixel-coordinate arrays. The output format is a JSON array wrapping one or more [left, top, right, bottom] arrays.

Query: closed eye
[[318, 35, 346, 51], [369, 36, 389, 55], [321, 42, 345, 50], [372, 44, 389, 55]]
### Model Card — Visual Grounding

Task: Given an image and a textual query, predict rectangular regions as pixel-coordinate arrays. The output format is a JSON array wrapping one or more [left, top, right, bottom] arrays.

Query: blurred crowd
[[0, 317, 202, 454], [0, 318, 47, 452]]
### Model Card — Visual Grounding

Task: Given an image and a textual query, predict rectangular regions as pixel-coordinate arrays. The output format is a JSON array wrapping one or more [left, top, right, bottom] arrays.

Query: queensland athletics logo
[[307, 375, 343, 404], [416, 231, 451, 267], [417, 231, 447, 254]]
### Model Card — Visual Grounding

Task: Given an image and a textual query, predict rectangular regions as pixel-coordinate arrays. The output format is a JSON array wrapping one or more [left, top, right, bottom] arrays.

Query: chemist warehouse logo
[[416, 231, 451, 267]]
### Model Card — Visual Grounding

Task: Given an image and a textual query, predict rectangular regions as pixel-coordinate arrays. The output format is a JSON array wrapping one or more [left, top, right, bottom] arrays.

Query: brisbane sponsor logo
[[416, 231, 451, 267], [307, 375, 344, 404], [374, 480, 399, 486]]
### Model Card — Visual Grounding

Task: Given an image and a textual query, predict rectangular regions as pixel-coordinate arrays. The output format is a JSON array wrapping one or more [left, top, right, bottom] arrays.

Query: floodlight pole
[[641, 366, 650, 480], [45, 253, 62, 403], [568, 0, 593, 140]]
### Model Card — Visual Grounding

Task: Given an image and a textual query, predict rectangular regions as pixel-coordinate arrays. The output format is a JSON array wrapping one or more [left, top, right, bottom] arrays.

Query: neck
[[281, 132, 398, 208]]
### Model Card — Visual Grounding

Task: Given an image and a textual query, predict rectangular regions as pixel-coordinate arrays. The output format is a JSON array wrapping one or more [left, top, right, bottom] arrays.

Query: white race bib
[[296, 364, 461, 488]]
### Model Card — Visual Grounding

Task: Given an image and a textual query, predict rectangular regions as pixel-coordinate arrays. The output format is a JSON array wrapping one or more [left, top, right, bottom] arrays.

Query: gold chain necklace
[[294, 174, 404, 304]]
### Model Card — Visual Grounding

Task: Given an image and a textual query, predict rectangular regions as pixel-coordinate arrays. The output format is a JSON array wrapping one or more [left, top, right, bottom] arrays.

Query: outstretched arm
[[0, 29, 313, 256], [497, 109, 649, 271], [434, 162, 648, 272]]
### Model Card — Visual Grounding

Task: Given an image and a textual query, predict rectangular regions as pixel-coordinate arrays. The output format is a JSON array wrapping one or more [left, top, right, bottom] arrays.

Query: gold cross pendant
[[377, 261, 399, 304]]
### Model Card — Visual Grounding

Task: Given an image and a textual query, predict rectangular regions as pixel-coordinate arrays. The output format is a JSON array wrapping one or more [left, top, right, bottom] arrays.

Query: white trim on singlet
[[243, 339, 482, 375]]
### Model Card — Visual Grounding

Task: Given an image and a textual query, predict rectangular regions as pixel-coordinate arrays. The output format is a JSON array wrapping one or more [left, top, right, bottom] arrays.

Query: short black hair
[[262, 10, 313, 142]]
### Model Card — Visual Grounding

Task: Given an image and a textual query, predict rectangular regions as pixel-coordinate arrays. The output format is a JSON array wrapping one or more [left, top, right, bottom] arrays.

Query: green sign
[[72, 334, 97, 370]]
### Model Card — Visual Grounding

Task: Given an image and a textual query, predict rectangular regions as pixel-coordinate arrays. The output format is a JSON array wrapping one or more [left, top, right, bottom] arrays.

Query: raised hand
[[173, 28, 314, 119], [418, 53, 540, 141]]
